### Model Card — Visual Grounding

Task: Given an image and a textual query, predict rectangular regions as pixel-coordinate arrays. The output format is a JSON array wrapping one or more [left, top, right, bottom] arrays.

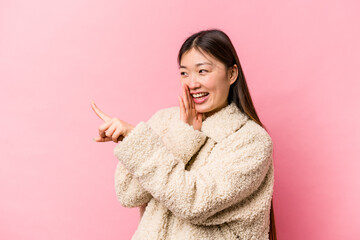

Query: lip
[[192, 93, 209, 104], [190, 91, 208, 95]]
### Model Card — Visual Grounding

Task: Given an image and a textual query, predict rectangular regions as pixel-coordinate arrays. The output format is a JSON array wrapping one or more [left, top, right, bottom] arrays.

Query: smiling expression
[[179, 47, 238, 118]]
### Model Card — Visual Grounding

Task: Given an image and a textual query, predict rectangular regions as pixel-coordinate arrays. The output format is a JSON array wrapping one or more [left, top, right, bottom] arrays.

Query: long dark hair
[[177, 29, 277, 240]]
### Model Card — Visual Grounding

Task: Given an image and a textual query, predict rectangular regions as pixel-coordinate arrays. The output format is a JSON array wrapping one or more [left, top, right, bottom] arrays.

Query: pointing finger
[[91, 100, 112, 122]]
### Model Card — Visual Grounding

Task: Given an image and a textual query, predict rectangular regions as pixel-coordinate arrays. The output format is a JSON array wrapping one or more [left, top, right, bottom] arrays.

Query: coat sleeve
[[114, 108, 172, 208], [114, 161, 152, 208], [113, 118, 272, 225]]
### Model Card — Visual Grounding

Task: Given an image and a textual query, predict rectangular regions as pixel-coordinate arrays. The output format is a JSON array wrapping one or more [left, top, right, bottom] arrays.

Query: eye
[[180, 72, 187, 76], [199, 69, 208, 73]]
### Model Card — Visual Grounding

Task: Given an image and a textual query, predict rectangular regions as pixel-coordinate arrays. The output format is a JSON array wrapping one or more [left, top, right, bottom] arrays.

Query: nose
[[187, 75, 201, 89]]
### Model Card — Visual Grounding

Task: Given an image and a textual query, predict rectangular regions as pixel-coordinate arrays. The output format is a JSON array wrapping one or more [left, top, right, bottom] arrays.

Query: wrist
[[126, 126, 135, 137]]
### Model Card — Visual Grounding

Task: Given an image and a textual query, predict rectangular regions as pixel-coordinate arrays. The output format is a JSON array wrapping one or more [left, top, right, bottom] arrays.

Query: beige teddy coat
[[113, 102, 274, 240]]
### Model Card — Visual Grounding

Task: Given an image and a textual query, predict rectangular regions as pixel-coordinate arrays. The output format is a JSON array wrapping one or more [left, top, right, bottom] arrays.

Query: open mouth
[[191, 92, 209, 104], [191, 92, 209, 99]]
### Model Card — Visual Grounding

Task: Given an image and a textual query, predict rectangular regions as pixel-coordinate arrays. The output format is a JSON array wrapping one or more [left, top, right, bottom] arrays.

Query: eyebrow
[[179, 62, 213, 69]]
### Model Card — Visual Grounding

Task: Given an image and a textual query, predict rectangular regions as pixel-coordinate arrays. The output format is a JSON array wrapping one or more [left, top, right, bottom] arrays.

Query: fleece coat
[[113, 102, 274, 240]]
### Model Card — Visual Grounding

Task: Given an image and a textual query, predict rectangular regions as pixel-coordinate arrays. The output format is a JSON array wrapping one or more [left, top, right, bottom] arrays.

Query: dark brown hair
[[177, 28, 277, 240]]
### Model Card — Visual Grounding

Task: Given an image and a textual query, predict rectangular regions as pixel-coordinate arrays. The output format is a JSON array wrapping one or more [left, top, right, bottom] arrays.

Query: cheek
[[204, 77, 217, 91], [206, 78, 228, 94]]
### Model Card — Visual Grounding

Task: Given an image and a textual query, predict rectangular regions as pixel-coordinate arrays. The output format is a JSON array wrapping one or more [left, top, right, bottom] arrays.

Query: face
[[179, 47, 238, 118]]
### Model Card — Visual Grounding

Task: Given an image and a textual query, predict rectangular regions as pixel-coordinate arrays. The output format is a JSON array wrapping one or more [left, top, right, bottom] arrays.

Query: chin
[[195, 105, 210, 113]]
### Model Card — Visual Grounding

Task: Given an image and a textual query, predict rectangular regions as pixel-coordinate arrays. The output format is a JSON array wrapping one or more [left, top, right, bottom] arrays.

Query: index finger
[[91, 100, 112, 122]]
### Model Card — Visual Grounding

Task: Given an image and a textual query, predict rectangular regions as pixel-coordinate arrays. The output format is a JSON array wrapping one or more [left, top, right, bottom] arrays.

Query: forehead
[[180, 48, 220, 68]]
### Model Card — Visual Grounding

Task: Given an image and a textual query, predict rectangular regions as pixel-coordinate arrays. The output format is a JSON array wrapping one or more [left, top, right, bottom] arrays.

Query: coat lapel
[[200, 102, 249, 143]]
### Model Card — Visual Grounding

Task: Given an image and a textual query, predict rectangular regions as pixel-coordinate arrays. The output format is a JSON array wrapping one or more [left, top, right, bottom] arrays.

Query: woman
[[92, 29, 277, 239]]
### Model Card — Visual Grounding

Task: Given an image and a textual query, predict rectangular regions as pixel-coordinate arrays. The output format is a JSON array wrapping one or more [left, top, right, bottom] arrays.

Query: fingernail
[[92, 138, 95, 142]]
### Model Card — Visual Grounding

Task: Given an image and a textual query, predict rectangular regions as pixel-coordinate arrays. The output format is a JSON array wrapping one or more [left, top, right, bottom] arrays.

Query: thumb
[[196, 112, 204, 122], [93, 136, 112, 142]]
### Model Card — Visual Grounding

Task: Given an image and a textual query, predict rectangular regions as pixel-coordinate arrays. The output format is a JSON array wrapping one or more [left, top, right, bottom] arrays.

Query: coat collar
[[200, 102, 249, 143]]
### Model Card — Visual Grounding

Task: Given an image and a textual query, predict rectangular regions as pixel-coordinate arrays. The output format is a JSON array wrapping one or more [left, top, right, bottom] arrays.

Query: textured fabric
[[113, 102, 274, 240]]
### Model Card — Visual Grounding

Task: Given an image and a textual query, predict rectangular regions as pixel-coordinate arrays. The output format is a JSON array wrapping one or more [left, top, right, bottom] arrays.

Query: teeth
[[192, 93, 208, 98]]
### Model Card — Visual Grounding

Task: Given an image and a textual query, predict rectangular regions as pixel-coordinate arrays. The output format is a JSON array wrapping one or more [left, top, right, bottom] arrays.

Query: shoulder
[[145, 106, 179, 131], [243, 119, 272, 144], [228, 119, 273, 156], [147, 106, 179, 123], [151, 106, 179, 118]]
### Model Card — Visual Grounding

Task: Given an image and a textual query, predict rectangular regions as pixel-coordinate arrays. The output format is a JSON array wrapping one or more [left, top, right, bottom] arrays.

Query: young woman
[[91, 29, 277, 239]]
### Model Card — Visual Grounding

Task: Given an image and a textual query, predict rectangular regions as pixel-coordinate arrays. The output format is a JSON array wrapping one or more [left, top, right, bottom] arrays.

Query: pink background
[[1, 0, 359, 239]]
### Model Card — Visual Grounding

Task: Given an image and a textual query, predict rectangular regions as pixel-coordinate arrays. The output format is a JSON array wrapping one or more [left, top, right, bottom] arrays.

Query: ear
[[228, 64, 238, 85]]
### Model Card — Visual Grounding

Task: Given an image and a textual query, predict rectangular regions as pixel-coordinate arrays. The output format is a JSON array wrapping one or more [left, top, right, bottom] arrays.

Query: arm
[[113, 120, 273, 225], [113, 107, 204, 208], [114, 108, 171, 208], [114, 161, 152, 208]]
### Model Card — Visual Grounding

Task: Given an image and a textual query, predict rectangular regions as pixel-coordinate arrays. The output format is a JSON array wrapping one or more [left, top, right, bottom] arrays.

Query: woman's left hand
[[91, 100, 134, 143]]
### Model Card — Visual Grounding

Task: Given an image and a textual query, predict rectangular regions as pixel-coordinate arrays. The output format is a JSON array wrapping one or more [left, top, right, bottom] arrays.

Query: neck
[[204, 101, 229, 119]]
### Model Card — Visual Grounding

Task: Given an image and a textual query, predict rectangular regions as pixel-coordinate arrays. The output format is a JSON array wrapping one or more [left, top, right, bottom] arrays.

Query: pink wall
[[1, 0, 359, 239]]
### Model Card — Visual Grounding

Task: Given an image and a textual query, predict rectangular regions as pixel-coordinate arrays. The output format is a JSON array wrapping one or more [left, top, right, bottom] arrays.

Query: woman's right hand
[[91, 100, 134, 143], [178, 81, 204, 131]]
